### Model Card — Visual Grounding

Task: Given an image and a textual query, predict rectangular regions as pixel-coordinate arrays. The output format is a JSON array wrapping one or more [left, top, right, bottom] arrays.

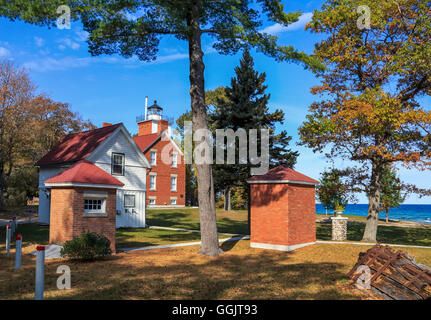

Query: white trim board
[[250, 242, 316, 252], [44, 182, 121, 189]]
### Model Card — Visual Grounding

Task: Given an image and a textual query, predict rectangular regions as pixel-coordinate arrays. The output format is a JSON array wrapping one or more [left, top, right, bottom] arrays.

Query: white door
[[116, 190, 146, 228]]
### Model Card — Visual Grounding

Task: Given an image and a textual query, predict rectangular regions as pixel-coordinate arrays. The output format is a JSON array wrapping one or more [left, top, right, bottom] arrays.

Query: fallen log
[[348, 244, 431, 300]]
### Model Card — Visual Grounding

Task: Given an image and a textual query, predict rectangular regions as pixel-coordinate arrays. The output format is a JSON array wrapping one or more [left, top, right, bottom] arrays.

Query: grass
[[0, 224, 231, 251], [147, 208, 249, 234], [1, 240, 431, 300], [0, 208, 430, 300]]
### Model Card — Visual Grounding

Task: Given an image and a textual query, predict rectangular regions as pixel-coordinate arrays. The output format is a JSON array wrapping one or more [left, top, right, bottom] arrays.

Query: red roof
[[133, 134, 160, 152], [45, 160, 124, 186], [247, 166, 319, 184], [36, 124, 121, 166]]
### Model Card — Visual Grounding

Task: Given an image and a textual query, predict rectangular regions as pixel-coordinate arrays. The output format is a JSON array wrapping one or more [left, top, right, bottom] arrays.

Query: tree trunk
[[386, 208, 389, 223], [187, 6, 221, 257], [224, 186, 231, 211], [362, 162, 383, 242]]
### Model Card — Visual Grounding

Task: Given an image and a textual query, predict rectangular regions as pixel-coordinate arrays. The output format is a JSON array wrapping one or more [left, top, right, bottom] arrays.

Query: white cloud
[[34, 36, 45, 47], [0, 47, 10, 58], [58, 38, 80, 51], [261, 12, 313, 35], [22, 52, 189, 72], [75, 30, 89, 42]]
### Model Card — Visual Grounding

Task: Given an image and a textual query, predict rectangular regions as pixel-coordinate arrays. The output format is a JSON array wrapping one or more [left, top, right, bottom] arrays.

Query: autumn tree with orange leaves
[[0, 60, 93, 209], [299, 0, 431, 242]]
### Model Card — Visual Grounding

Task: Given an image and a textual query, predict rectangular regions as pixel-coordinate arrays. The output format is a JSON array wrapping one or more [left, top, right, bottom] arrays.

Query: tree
[[317, 168, 351, 215], [380, 165, 406, 223], [2, 1, 322, 256], [298, 0, 431, 242], [210, 50, 299, 210], [0, 60, 93, 209]]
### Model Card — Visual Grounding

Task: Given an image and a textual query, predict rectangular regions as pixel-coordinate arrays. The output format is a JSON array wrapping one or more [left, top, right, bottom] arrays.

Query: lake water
[[316, 204, 431, 224]]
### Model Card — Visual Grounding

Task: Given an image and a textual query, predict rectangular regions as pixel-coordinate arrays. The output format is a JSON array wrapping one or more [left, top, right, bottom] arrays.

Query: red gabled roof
[[36, 124, 121, 166], [44, 160, 124, 186], [133, 133, 160, 152], [247, 166, 319, 184]]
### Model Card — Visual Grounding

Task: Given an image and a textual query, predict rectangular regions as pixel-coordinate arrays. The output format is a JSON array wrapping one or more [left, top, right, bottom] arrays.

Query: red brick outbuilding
[[44, 160, 124, 253], [247, 166, 319, 252]]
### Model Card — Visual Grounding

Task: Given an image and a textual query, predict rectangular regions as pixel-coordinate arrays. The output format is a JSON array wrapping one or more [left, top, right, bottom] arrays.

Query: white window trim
[[170, 174, 177, 192], [170, 198, 177, 205], [148, 196, 156, 205], [84, 198, 107, 217], [171, 152, 178, 168], [150, 149, 157, 166], [149, 173, 157, 191]]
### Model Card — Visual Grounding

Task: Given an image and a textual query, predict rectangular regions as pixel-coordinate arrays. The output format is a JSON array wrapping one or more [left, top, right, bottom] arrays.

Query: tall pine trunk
[[224, 186, 231, 211], [187, 6, 221, 257], [362, 161, 383, 242]]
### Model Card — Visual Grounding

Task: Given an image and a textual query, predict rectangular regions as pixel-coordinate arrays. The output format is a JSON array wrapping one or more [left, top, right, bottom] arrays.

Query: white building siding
[[38, 165, 71, 224], [38, 127, 149, 228]]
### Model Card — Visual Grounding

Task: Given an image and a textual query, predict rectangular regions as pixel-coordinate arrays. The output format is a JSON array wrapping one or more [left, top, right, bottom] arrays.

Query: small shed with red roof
[[247, 166, 319, 252], [44, 160, 125, 253]]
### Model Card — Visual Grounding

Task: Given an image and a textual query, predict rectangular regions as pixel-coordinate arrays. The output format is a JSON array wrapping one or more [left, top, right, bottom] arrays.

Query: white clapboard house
[[36, 123, 150, 228]]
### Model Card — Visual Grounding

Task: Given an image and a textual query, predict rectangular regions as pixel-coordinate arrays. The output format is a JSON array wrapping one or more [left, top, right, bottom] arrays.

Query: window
[[170, 198, 177, 205], [149, 174, 156, 190], [148, 198, 156, 205], [171, 152, 178, 168], [124, 194, 135, 208], [83, 191, 107, 216], [150, 150, 157, 166], [171, 175, 177, 192], [112, 153, 125, 175]]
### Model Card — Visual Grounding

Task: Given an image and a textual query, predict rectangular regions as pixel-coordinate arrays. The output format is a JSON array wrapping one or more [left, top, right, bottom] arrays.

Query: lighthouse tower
[[137, 100, 170, 136]]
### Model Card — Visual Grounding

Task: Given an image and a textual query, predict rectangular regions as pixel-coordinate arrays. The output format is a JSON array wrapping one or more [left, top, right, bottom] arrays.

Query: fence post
[[35, 246, 45, 300], [15, 234, 22, 270], [5, 224, 11, 257]]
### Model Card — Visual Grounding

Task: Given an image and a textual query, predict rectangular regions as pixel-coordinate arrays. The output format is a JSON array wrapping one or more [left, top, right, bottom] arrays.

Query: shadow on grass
[[2, 249, 360, 300]]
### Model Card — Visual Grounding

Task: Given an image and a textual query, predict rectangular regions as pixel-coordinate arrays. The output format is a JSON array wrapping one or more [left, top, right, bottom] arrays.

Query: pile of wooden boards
[[348, 244, 431, 300]]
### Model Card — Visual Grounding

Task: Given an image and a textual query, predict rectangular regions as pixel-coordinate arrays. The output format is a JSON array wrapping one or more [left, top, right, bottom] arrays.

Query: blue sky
[[1, 0, 430, 204]]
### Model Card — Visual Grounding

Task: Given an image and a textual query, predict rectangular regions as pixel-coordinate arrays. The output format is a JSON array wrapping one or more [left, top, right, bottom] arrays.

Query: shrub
[[61, 231, 112, 260]]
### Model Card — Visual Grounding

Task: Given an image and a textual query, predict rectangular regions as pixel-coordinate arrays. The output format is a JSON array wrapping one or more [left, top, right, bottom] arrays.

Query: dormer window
[[112, 153, 125, 175]]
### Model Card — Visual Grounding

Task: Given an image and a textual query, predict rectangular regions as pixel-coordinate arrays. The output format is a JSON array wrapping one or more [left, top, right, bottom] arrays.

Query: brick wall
[[144, 138, 186, 206], [49, 187, 117, 253], [138, 119, 169, 136], [249, 183, 315, 247]]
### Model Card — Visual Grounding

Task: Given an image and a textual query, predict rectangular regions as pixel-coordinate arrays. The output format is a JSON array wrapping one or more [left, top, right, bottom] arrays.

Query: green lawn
[[146, 208, 249, 234], [2, 208, 430, 251], [0, 223, 231, 251]]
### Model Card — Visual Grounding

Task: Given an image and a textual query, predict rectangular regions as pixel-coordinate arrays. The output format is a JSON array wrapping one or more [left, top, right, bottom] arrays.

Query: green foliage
[[380, 165, 406, 214], [210, 50, 298, 197], [60, 231, 112, 261], [317, 168, 350, 212]]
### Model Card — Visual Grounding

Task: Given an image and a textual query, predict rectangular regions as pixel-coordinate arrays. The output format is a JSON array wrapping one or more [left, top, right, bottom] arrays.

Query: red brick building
[[45, 160, 124, 253], [133, 100, 186, 207], [247, 166, 319, 252]]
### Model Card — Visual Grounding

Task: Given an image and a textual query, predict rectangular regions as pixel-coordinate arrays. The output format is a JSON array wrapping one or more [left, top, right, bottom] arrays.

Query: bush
[[61, 231, 112, 260]]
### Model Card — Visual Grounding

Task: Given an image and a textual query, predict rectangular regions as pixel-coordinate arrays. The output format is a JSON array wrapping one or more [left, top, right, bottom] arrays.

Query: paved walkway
[[0, 218, 37, 227], [147, 225, 242, 236], [119, 235, 250, 252]]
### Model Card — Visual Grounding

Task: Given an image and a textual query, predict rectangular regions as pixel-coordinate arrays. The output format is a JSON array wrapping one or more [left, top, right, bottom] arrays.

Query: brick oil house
[[133, 100, 186, 207], [247, 166, 319, 252]]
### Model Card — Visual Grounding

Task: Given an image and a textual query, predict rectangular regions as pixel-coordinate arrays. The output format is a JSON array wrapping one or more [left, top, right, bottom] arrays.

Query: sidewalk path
[[119, 235, 250, 252], [0, 218, 37, 227]]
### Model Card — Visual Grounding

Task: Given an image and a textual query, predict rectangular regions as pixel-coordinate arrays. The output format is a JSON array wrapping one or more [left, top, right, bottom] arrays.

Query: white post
[[15, 234, 22, 270], [5, 224, 11, 257], [35, 246, 45, 300], [145, 96, 148, 120]]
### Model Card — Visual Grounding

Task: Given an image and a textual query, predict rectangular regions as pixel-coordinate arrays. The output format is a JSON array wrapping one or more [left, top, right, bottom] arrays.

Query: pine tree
[[380, 165, 406, 223], [211, 50, 298, 209]]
